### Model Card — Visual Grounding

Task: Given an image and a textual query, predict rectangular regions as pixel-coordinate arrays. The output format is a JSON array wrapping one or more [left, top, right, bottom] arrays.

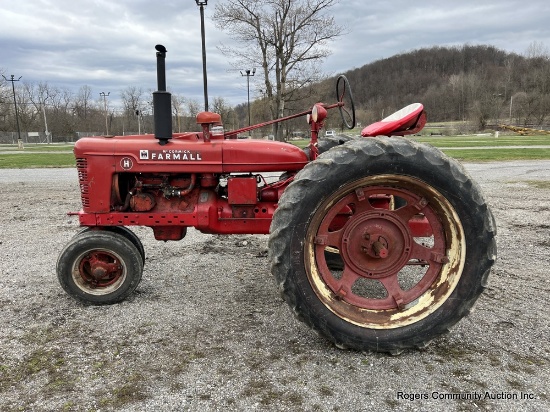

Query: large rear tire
[[269, 137, 496, 353]]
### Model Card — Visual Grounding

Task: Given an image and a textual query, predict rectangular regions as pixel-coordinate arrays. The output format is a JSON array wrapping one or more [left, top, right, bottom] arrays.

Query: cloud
[[1, 0, 550, 107]]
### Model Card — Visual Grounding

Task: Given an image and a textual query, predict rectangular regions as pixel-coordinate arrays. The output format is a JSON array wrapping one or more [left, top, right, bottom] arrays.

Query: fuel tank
[[74, 133, 309, 174]]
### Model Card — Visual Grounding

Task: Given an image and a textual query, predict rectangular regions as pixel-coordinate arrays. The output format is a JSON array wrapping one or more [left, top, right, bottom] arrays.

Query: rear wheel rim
[[305, 175, 465, 329]]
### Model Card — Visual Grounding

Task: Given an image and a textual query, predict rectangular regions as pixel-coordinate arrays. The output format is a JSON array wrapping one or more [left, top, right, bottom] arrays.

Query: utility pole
[[509, 95, 514, 124], [195, 0, 209, 111], [99, 92, 110, 135], [135, 109, 142, 134], [240, 68, 256, 136], [2, 74, 23, 148]]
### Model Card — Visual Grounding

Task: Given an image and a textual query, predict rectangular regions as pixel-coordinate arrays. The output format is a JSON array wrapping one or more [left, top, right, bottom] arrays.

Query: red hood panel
[[74, 135, 308, 173]]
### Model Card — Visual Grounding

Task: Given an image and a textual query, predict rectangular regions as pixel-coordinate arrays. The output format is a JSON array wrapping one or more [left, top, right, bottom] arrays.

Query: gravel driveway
[[0, 161, 549, 411]]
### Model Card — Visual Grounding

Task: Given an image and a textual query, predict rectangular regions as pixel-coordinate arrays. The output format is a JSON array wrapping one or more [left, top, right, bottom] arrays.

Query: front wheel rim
[[71, 248, 127, 295], [305, 175, 465, 329]]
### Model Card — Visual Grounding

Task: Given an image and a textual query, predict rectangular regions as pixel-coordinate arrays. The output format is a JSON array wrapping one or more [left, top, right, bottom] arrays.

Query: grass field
[[439, 148, 550, 161], [1, 134, 550, 168], [0, 153, 76, 168], [412, 135, 550, 147], [0, 144, 75, 152], [412, 134, 550, 161]]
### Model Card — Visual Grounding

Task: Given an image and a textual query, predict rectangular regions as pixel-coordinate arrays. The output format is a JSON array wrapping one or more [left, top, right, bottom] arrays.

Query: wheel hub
[[79, 252, 123, 286], [91, 265, 108, 280], [340, 211, 412, 279]]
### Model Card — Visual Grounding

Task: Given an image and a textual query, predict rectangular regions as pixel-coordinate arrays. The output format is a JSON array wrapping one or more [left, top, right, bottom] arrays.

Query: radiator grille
[[76, 158, 90, 208]]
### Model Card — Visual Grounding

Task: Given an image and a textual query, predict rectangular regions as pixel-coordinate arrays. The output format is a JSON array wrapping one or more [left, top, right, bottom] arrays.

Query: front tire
[[57, 230, 144, 305], [269, 137, 496, 353], [74, 226, 145, 264]]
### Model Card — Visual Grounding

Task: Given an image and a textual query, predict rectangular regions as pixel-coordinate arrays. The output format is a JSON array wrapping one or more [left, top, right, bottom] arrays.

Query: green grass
[[440, 148, 550, 161], [0, 143, 74, 152], [1, 134, 550, 168], [0, 153, 75, 168], [24, 145, 74, 152], [291, 139, 310, 149], [412, 135, 550, 147]]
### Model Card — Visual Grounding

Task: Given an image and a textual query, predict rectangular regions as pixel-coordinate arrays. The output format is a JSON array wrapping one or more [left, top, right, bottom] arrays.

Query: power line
[[2, 74, 23, 144]]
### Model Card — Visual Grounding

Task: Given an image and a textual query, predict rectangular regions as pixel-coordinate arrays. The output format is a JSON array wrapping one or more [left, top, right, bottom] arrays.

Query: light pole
[[195, 0, 208, 112], [241, 68, 256, 136], [135, 109, 142, 134], [509, 95, 514, 124], [2, 74, 23, 147], [99, 92, 110, 135]]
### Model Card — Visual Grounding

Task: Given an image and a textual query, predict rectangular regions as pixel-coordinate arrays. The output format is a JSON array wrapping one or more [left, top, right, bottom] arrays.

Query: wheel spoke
[[393, 197, 429, 222], [333, 267, 359, 300], [326, 230, 343, 248], [315, 227, 344, 249], [410, 242, 448, 265], [409, 242, 433, 263], [103, 260, 121, 274], [353, 193, 375, 214], [379, 274, 406, 309], [341, 107, 352, 122], [87, 253, 101, 266]]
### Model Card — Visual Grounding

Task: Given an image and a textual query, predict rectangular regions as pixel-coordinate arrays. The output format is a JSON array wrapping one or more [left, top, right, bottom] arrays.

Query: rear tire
[[303, 135, 354, 160], [269, 137, 496, 353], [57, 230, 144, 305]]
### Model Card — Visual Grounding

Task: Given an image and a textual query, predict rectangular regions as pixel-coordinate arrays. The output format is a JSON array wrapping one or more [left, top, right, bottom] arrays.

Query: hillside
[[315, 44, 550, 128]]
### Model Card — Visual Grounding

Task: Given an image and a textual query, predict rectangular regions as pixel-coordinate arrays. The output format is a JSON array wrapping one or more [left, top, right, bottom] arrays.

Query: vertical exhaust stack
[[153, 44, 172, 145]]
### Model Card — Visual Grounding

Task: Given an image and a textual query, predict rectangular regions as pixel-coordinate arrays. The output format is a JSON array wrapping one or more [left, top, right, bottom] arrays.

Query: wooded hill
[[308, 44, 550, 130]]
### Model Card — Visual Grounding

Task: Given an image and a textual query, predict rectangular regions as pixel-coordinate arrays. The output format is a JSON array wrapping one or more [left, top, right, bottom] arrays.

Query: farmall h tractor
[[57, 45, 496, 354]]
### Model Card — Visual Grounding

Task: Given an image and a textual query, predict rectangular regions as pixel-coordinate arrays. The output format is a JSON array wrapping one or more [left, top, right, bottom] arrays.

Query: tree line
[[0, 79, 241, 142], [2, 43, 550, 142]]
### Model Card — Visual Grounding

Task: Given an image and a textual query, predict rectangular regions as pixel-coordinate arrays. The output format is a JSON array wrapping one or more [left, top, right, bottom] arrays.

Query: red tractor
[[57, 45, 496, 354]]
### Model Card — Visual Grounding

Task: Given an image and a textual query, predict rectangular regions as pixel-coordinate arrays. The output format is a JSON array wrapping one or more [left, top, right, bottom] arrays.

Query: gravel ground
[[0, 161, 549, 412]]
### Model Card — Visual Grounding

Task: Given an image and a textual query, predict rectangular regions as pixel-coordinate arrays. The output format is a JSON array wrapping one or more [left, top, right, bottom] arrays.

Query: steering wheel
[[336, 75, 356, 129]]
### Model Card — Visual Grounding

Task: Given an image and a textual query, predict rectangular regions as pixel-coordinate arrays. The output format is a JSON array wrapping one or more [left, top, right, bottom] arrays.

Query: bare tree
[[185, 98, 202, 132], [0, 71, 11, 128], [525, 41, 550, 60], [120, 86, 144, 134], [213, 0, 343, 140], [211, 96, 237, 129], [24, 82, 57, 142], [75, 86, 93, 120], [172, 93, 185, 133], [15, 83, 38, 135], [47, 87, 76, 138]]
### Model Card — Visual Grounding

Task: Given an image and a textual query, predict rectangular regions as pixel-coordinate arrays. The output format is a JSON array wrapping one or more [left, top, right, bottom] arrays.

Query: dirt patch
[[0, 162, 549, 411]]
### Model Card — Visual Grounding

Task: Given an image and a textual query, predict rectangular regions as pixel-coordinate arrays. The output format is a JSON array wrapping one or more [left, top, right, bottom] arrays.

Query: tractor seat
[[361, 103, 426, 137], [196, 111, 222, 125]]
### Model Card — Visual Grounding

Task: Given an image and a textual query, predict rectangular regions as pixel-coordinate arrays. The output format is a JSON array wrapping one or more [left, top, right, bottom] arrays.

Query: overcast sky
[[1, 0, 549, 108]]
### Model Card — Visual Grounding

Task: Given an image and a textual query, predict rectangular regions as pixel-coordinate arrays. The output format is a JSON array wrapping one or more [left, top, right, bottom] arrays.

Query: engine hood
[[73, 134, 308, 173]]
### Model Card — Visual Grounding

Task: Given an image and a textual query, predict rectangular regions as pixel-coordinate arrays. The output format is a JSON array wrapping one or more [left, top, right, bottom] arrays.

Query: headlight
[[311, 104, 327, 123]]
